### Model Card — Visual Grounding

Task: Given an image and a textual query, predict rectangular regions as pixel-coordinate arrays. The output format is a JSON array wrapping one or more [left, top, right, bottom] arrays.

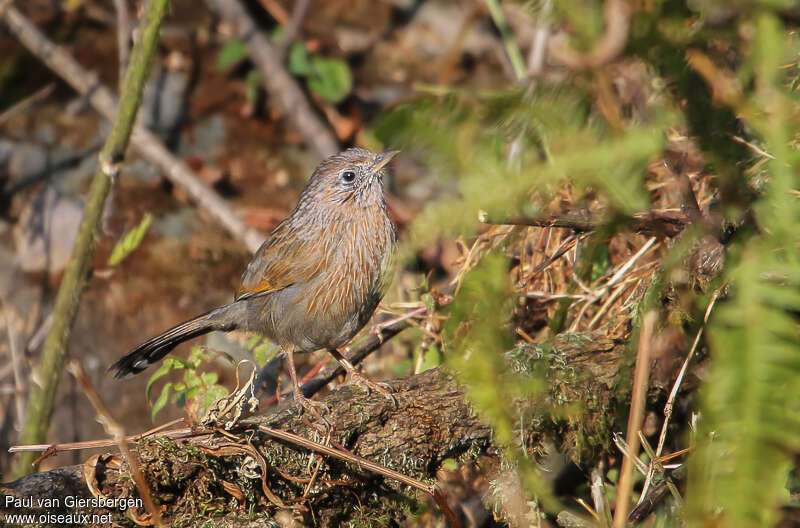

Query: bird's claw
[[346, 371, 398, 409], [293, 392, 332, 428]]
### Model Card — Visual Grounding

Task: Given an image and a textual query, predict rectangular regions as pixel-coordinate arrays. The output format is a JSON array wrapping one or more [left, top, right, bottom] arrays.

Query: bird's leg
[[327, 348, 397, 408], [285, 347, 330, 426]]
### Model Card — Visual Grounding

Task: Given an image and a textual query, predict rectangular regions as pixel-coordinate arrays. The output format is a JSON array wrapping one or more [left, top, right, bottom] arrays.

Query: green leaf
[[416, 344, 441, 373], [183, 369, 202, 388], [107, 213, 152, 266], [216, 38, 247, 70], [590, 244, 610, 283], [195, 385, 228, 418], [253, 341, 277, 367], [307, 56, 352, 103], [200, 371, 218, 386], [287, 42, 311, 76], [166, 357, 192, 370], [151, 382, 173, 420], [185, 386, 200, 401], [146, 360, 174, 403]]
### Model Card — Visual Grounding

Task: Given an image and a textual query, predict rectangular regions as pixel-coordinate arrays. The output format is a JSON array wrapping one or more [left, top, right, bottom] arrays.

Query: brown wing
[[235, 219, 338, 300]]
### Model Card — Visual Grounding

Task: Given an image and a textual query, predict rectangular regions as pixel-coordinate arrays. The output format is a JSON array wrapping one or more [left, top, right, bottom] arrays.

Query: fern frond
[[688, 243, 800, 527]]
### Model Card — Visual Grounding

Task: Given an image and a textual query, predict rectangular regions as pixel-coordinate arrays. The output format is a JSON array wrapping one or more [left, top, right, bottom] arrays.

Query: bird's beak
[[370, 150, 400, 173]]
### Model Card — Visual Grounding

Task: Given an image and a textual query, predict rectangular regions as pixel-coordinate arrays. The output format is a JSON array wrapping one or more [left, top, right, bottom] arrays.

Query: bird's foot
[[292, 391, 332, 428], [345, 371, 398, 409]]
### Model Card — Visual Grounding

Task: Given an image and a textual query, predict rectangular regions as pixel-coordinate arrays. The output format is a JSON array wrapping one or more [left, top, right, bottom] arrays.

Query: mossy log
[[1, 331, 676, 526]]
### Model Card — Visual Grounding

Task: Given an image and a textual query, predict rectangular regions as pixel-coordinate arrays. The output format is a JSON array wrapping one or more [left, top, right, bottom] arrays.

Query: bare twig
[[2, 305, 25, 429], [613, 310, 656, 527], [527, 0, 551, 77], [604, 237, 657, 292], [276, 0, 311, 56], [25, 313, 52, 355], [612, 435, 648, 474], [549, 0, 631, 70], [5, 0, 173, 477], [639, 288, 721, 502], [255, 424, 461, 528], [0, 3, 265, 253], [484, 0, 527, 81], [255, 0, 289, 25], [438, 3, 482, 85], [731, 134, 775, 159], [206, 0, 339, 159], [112, 0, 131, 90], [482, 210, 691, 237], [590, 465, 612, 528], [0, 82, 54, 126], [9, 425, 204, 454], [67, 361, 165, 528], [628, 481, 669, 522]]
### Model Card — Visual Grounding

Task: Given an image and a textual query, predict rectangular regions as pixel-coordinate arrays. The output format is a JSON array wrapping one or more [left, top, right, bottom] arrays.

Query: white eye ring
[[341, 170, 356, 183]]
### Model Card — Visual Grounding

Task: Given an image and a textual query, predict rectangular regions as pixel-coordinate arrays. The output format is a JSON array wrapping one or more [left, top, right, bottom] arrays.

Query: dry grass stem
[[613, 310, 657, 527], [67, 360, 165, 527], [639, 287, 722, 502]]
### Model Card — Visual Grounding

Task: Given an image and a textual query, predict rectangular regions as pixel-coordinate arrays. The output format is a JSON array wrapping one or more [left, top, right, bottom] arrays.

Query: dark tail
[[109, 303, 244, 379]]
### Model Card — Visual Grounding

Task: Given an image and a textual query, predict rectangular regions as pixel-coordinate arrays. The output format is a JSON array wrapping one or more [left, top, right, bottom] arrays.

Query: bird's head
[[302, 148, 398, 209]]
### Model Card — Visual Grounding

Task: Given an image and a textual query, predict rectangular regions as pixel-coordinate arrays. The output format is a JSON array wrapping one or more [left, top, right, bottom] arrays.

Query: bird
[[109, 148, 399, 418]]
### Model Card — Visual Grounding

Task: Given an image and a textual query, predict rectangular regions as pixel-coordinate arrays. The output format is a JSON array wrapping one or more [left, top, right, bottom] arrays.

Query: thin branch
[[590, 465, 612, 528], [254, 424, 461, 527], [255, 0, 289, 25], [0, 82, 54, 126], [6, 0, 171, 478], [484, 0, 527, 81], [0, 3, 264, 253], [112, 0, 131, 90], [2, 304, 25, 429], [481, 209, 692, 237], [67, 361, 165, 527], [276, 0, 311, 56], [613, 310, 656, 527], [206, 0, 339, 159], [638, 287, 721, 502], [9, 426, 204, 454], [527, 0, 551, 77]]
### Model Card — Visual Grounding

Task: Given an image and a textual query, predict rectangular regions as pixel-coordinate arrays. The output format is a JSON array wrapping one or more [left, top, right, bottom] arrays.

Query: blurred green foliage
[[146, 346, 231, 421], [374, 0, 800, 525], [107, 212, 152, 267], [216, 36, 352, 104]]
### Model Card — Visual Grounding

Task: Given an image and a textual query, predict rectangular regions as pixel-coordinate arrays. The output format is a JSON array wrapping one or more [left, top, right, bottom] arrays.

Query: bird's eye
[[341, 170, 356, 183]]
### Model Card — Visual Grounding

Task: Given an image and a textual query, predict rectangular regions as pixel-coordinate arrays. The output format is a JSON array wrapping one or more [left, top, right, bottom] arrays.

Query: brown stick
[[276, 0, 311, 55], [613, 311, 656, 527], [482, 209, 692, 237], [112, 0, 131, 90], [255, 424, 461, 527], [206, 0, 339, 159], [67, 360, 164, 527], [0, 3, 265, 253]]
